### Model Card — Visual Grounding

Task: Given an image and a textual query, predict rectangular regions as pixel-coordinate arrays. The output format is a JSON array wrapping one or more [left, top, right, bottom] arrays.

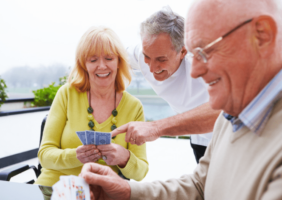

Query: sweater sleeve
[[128, 112, 225, 200], [261, 164, 282, 200], [128, 144, 211, 200], [118, 103, 149, 181], [38, 85, 83, 170]]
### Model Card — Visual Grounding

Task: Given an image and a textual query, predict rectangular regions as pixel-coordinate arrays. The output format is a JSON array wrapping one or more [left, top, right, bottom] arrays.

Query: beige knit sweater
[[129, 98, 282, 200]]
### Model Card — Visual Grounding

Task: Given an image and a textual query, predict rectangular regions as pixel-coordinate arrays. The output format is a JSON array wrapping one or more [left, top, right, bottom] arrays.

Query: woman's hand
[[97, 143, 130, 168], [76, 145, 101, 164]]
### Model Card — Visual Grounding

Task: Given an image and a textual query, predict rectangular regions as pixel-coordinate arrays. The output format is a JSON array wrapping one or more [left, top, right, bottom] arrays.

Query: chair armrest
[[0, 164, 39, 181]]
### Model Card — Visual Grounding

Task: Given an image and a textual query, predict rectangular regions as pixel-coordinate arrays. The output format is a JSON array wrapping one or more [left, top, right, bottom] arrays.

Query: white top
[[127, 44, 212, 146]]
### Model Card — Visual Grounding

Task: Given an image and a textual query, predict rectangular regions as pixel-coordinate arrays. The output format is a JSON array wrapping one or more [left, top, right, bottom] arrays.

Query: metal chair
[[0, 115, 47, 184]]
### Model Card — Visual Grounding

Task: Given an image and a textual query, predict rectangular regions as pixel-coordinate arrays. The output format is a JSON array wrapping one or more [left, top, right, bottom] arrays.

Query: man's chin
[[209, 96, 224, 111], [153, 72, 169, 81]]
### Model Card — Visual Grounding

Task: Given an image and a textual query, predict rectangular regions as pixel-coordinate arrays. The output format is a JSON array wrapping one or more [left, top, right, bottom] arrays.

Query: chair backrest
[[37, 114, 48, 176], [39, 115, 48, 147]]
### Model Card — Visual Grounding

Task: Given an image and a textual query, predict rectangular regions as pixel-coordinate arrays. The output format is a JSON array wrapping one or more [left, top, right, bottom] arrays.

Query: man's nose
[[148, 60, 159, 73], [190, 59, 208, 79]]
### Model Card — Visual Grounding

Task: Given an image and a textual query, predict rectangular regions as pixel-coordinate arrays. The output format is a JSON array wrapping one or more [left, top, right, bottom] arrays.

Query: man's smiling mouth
[[155, 70, 164, 74], [208, 78, 220, 86]]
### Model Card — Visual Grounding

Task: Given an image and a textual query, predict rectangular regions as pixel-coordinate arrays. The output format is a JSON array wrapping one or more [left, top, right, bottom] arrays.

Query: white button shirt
[[127, 44, 212, 146]]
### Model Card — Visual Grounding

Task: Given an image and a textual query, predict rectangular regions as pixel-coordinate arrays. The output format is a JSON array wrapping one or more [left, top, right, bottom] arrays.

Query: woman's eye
[[90, 59, 97, 62], [106, 58, 113, 61]]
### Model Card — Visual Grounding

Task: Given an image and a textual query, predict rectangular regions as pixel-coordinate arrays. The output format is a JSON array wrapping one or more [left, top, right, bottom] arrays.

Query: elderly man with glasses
[[79, 0, 282, 199]]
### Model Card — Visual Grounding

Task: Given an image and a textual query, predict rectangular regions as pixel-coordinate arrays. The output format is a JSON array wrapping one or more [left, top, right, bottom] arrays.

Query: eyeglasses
[[189, 18, 253, 63]]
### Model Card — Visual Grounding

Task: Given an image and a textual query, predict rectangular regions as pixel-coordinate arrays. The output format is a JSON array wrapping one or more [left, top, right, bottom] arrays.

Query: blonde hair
[[68, 26, 131, 93]]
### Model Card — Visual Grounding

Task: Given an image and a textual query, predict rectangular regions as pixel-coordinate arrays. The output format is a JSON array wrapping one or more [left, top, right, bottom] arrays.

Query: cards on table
[[76, 131, 111, 145], [51, 175, 90, 200]]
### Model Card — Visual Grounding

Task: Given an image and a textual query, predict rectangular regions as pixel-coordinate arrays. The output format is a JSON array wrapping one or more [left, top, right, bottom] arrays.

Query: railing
[[0, 98, 50, 168], [0, 98, 50, 117], [0, 106, 50, 117], [4, 98, 34, 103]]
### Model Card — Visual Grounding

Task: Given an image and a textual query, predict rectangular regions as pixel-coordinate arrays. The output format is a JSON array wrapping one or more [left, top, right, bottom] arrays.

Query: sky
[[0, 0, 193, 75]]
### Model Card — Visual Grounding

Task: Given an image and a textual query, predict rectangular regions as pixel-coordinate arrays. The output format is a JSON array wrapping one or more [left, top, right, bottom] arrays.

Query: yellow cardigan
[[35, 84, 148, 186]]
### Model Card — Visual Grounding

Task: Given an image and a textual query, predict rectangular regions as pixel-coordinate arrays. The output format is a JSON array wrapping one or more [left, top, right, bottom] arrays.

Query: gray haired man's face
[[142, 33, 187, 81]]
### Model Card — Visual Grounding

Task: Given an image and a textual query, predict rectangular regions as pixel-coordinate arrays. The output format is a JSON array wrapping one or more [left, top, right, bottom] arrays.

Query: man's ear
[[253, 15, 277, 58], [180, 46, 188, 59]]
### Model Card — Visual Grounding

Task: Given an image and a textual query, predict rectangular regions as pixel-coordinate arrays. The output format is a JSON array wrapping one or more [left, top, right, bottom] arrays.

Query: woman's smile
[[96, 72, 111, 78]]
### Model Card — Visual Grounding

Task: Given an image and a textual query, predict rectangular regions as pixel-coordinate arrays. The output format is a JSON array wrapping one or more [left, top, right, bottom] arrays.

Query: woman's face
[[85, 52, 119, 89]]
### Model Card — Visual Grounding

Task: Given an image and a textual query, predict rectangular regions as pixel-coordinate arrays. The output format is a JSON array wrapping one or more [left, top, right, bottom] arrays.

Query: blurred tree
[[0, 77, 8, 107], [1, 64, 69, 88]]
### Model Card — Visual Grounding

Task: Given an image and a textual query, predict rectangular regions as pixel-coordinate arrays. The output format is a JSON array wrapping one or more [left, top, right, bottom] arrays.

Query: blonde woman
[[35, 26, 148, 187]]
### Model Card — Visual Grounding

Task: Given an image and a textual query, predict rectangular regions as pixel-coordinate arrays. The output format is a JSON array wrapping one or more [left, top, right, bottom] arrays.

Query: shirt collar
[[223, 69, 282, 135]]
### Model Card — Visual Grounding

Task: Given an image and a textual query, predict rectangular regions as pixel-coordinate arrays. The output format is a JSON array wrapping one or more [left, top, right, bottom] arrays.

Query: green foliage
[[0, 77, 8, 108], [32, 74, 68, 107], [59, 74, 68, 86], [32, 82, 61, 107], [161, 136, 176, 139], [178, 136, 190, 140], [160, 136, 190, 140]]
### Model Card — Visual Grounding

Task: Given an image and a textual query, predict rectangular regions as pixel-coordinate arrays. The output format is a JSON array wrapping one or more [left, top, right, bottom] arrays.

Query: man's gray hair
[[140, 6, 184, 53]]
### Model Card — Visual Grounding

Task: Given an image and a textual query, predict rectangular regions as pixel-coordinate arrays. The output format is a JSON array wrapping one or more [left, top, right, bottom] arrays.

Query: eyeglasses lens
[[193, 48, 208, 63]]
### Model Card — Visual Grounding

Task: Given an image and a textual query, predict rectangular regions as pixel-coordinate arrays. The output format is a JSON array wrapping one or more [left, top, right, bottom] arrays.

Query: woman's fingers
[[78, 149, 99, 158], [79, 152, 101, 163], [76, 145, 102, 163], [77, 144, 96, 151], [84, 148, 99, 157], [98, 144, 129, 166], [87, 153, 101, 162], [97, 144, 113, 151]]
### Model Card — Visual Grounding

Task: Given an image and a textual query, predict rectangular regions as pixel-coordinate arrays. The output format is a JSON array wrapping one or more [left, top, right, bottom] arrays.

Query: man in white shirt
[[112, 7, 220, 163]]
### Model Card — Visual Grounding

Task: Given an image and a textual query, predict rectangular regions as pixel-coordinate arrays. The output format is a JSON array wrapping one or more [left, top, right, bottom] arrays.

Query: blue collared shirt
[[223, 69, 282, 135]]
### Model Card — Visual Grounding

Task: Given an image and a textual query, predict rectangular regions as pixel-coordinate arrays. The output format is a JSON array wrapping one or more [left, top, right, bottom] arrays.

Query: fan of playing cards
[[76, 131, 112, 145], [51, 175, 90, 200]]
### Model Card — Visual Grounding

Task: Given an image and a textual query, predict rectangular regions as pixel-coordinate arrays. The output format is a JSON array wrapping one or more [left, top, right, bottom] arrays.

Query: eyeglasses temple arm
[[203, 18, 253, 51], [222, 19, 253, 38], [203, 37, 223, 50]]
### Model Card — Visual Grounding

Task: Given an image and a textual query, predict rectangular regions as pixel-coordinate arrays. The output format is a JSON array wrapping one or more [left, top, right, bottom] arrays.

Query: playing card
[[52, 181, 66, 200], [94, 131, 111, 145], [60, 176, 72, 200], [76, 131, 87, 145], [51, 190, 60, 200], [86, 131, 95, 145], [70, 175, 90, 200]]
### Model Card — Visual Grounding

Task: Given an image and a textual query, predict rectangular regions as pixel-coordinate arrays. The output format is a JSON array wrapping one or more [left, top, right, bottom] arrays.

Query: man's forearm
[[155, 102, 220, 137]]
